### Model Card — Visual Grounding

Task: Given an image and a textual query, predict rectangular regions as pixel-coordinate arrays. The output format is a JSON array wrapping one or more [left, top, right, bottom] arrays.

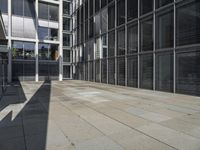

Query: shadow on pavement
[[0, 80, 51, 150]]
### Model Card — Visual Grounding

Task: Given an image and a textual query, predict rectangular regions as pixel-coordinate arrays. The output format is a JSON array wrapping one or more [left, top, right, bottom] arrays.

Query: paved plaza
[[0, 80, 200, 150]]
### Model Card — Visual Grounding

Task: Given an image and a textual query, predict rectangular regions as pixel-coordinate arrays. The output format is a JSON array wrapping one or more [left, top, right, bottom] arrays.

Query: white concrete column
[[59, 0, 63, 81], [7, 0, 12, 83]]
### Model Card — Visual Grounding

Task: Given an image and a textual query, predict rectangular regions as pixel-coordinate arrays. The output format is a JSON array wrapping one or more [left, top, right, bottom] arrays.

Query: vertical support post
[[59, 0, 63, 81], [7, 0, 12, 83], [153, 0, 156, 90], [35, 0, 39, 82], [173, 0, 176, 93]]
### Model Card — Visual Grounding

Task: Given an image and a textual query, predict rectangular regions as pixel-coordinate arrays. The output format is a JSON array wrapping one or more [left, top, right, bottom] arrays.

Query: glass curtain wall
[[72, 0, 200, 96]]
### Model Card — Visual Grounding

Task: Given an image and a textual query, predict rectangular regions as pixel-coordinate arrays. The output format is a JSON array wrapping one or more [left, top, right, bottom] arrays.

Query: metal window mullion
[[125, 0, 128, 86], [173, 1, 176, 93], [153, 0, 156, 90], [137, 0, 140, 88], [115, 0, 117, 85]]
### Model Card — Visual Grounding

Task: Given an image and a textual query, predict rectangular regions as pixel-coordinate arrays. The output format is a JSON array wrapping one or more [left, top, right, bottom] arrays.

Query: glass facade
[[72, 0, 200, 96]]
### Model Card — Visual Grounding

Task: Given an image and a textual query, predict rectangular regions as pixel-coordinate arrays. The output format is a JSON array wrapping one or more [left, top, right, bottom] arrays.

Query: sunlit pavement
[[1, 80, 200, 150]]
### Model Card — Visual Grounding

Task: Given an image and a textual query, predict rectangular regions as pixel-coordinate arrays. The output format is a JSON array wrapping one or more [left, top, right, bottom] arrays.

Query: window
[[89, 0, 93, 16], [117, 57, 125, 86], [24, 0, 35, 18], [12, 41, 35, 60], [128, 23, 138, 54], [49, 28, 58, 41], [117, 27, 125, 56], [38, 44, 58, 60], [176, 50, 200, 96], [63, 1, 71, 15], [12, 41, 24, 59], [140, 54, 153, 89], [102, 34, 107, 58], [108, 58, 115, 84], [156, 0, 173, 8], [140, 0, 153, 15], [95, 14, 100, 36], [63, 50, 71, 62], [89, 18, 94, 38], [95, 60, 100, 82], [101, 0, 107, 8], [0, 0, 8, 13], [63, 18, 71, 31], [176, 1, 200, 46], [127, 56, 138, 87], [108, 31, 115, 57], [117, 0, 125, 26], [38, 2, 48, 20], [101, 8, 107, 34], [12, 0, 23, 16], [49, 44, 58, 60], [140, 17, 153, 51], [63, 66, 71, 78], [156, 9, 174, 49], [38, 2, 58, 21], [108, 4, 115, 30], [101, 59, 107, 83], [63, 34, 71, 47], [24, 42, 35, 60], [85, 0, 88, 19], [39, 43, 49, 60], [38, 27, 49, 40], [49, 4, 58, 21], [127, 0, 138, 22], [156, 52, 173, 92], [95, 0, 100, 13]]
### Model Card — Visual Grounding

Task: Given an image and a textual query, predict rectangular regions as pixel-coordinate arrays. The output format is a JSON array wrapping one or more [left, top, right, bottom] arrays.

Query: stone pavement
[[0, 80, 200, 150]]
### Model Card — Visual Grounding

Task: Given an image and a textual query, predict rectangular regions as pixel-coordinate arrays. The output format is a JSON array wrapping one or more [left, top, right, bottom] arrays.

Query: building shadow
[[0, 80, 51, 150]]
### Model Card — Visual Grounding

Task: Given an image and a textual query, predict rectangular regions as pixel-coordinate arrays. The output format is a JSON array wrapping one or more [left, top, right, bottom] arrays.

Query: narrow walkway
[[1, 80, 200, 150]]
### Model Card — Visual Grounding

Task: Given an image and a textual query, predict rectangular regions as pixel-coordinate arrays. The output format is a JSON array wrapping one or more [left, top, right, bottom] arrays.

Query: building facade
[[0, 0, 73, 82], [72, 0, 200, 96]]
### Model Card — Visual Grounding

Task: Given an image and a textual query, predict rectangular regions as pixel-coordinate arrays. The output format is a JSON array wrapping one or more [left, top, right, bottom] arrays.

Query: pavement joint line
[[59, 99, 178, 150], [57, 100, 127, 150]]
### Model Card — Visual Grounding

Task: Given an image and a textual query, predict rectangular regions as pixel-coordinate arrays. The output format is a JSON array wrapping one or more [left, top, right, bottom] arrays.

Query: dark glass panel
[[101, 59, 107, 83], [24, 0, 35, 18], [12, 41, 23, 59], [127, 0, 138, 21], [176, 50, 200, 96], [117, 57, 125, 86], [108, 4, 115, 30], [108, 31, 115, 57], [127, 56, 138, 87], [156, 0, 173, 8], [176, 1, 200, 46], [117, 27, 125, 56], [156, 9, 174, 49], [140, 0, 153, 15], [38, 2, 48, 20], [117, 0, 125, 26], [128, 24, 138, 54], [108, 58, 115, 84], [0, 0, 8, 13], [140, 54, 153, 89], [63, 50, 71, 62], [156, 52, 173, 92], [140, 17, 153, 51], [63, 66, 71, 78]]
